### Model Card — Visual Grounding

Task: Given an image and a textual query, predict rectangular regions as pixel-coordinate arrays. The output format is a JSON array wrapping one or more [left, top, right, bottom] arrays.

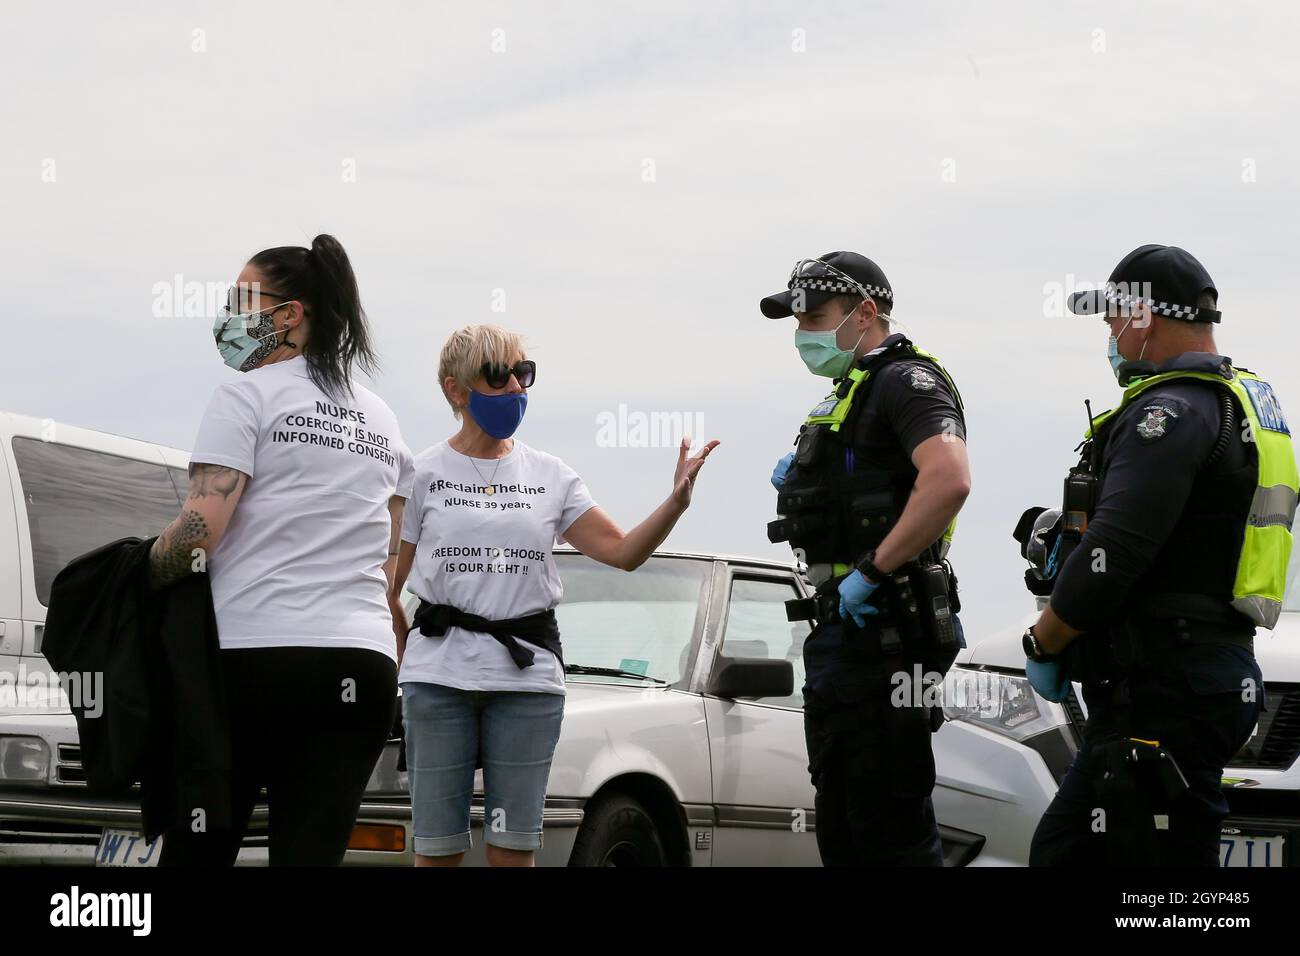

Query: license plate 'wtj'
[[95, 828, 162, 867]]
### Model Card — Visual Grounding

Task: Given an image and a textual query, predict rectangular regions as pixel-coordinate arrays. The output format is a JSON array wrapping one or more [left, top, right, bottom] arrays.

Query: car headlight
[[942, 666, 1080, 781], [0, 735, 51, 784], [943, 666, 1067, 739]]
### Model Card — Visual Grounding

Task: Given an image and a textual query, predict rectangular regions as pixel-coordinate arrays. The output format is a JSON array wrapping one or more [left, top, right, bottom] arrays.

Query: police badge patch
[[1136, 402, 1180, 441], [907, 367, 937, 392], [808, 397, 838, 418]]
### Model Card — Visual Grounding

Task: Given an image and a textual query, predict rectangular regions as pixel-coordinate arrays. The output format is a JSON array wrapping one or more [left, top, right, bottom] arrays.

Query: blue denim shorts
[[400, 682, 565, 856]]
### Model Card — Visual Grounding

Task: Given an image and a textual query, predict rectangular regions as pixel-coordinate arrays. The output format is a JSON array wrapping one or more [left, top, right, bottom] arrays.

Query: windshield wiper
[[564, 664, 667, 684]]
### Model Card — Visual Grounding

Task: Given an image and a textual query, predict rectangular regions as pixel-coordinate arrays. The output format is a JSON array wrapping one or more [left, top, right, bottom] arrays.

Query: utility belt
[[1112, 617, 1254, 666], [407, 599, 564, 669], [1065, 613, 1255, 685], [785, 560, 959, 661]]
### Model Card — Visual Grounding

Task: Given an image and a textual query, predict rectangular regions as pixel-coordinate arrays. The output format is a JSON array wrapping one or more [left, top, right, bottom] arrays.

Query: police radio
[[912, 563, 956, 652], [1062, 469, 1095, 536], [1062, 400, 1100, 536], [878, 563, 956, 656]]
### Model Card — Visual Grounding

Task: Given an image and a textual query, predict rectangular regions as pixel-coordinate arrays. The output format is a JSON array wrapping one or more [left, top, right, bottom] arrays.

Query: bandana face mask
[[213, 301, 291, 373]]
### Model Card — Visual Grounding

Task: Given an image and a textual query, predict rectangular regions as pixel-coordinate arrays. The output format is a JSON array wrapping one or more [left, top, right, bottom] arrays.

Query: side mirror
[[707, 655, 794, 700]]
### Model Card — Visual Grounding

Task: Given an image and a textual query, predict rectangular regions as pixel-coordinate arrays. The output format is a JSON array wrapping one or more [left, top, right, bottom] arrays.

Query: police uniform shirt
[[190, 354, 416, 661], [1051, 352, 1256, 634], [850, 334, 966, 502]]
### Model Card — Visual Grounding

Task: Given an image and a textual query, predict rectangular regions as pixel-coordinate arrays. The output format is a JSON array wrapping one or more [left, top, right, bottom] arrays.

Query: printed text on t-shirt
[[270, 400, 398, 466], [433, 544, 548, 576]]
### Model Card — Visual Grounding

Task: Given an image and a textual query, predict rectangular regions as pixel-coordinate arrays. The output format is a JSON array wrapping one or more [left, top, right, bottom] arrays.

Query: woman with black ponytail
[[148, 234, 415, 866]]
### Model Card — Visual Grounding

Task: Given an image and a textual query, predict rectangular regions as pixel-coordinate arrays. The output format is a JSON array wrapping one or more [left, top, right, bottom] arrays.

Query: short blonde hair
[[439, 324, 527, 419]]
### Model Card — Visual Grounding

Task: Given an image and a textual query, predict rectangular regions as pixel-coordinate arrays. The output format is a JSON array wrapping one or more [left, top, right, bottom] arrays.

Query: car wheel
[[569, 794, 667, 866]]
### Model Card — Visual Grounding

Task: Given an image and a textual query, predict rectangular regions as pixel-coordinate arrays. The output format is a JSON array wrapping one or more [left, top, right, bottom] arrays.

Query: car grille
[[54, 744, 87, 786], [1233, 683, 1300, 771], [1222, 785, 1300, 818]]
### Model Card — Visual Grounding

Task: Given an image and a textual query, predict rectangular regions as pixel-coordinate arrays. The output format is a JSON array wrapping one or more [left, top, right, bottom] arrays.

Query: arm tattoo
[[148, 465, 244, 589], [189, 463, 242, 499], [148, 509, 210, 590]]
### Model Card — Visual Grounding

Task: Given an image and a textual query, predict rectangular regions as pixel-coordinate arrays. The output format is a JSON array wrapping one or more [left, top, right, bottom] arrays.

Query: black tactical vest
[[768, 337, 965, 567]]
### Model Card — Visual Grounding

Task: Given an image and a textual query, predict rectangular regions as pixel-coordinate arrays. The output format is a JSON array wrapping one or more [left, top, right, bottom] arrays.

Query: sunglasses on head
[[481, 360, 536, 389], [788, 258, 868, 297]]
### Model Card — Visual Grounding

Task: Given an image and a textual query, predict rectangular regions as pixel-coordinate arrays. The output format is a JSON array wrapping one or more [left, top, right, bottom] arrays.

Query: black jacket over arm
[[40, 536, 231, 842]]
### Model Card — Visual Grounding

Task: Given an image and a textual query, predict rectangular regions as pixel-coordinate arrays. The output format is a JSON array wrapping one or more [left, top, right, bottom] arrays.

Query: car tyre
[[569, 794, 666, 866]]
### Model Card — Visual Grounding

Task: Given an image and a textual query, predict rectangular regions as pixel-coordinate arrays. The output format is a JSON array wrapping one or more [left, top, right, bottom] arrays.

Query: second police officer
[[761, 252, 972, 865], [1019, 245, 1298, 866]]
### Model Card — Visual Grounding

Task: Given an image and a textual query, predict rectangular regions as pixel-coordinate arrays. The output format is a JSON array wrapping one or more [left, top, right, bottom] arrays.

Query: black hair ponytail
[[248, 234, 378, 401]]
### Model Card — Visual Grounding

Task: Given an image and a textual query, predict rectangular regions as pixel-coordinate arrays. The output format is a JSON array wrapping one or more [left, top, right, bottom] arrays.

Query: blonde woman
[[390, 324, 716, 866]]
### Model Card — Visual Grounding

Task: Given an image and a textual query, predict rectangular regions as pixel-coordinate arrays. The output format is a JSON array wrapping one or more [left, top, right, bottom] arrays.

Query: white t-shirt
[[398, 439, 597, 694], [190, 355, 414, 661]]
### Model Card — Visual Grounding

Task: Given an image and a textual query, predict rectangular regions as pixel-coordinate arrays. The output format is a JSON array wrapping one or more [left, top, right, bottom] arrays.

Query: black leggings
[[160, 646, 397, 867]]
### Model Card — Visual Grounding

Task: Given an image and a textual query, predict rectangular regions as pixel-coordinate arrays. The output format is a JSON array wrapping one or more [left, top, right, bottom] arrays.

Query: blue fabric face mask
[[213, 305, 289, 372], [794, 303, 867, 378], [468, 389, 528, 439]]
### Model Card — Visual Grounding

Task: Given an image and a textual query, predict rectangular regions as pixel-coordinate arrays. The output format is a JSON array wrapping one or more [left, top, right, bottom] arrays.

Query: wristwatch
[[855, 550, 886, 585], [1022, 625, 1058, 662]]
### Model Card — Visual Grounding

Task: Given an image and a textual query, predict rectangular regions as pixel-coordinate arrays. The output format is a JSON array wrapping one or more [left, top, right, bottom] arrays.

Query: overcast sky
[[2, 1, 1297, 644]]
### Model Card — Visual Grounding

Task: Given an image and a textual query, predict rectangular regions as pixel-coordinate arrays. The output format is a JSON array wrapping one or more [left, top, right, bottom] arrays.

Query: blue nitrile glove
[[837, 570, 881, 627], [771, 452, 795, 490], [1026, 657, 1071, 703]]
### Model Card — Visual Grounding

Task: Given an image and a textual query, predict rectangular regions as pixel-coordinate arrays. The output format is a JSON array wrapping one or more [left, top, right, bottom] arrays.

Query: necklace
[[459, 441, 511, 495]]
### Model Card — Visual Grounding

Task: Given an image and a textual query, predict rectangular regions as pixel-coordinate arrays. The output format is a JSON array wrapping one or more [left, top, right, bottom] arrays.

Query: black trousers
[[160, 646, 397, 867], [802, 617, 962, 866], [1029, 642, 1262, 867]]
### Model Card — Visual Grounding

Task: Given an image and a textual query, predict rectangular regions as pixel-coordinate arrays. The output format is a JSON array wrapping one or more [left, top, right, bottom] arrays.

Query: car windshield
[[1285, 544, 1300, 613], [554, 552, 709, 685]]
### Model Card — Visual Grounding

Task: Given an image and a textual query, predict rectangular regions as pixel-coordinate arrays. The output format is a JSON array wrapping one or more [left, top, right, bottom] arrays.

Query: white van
[[0, 411, 193, 682]]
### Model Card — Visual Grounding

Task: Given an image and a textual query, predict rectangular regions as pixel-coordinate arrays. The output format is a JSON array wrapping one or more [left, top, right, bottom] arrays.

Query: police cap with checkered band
[[760, 251, 894, 319], [1067, 244, 1222, 323]]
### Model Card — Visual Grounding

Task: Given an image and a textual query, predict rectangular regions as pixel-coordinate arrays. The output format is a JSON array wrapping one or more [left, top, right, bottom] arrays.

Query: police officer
[[761, 252, 972, 866], [1024, 244, 1298, 866]]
